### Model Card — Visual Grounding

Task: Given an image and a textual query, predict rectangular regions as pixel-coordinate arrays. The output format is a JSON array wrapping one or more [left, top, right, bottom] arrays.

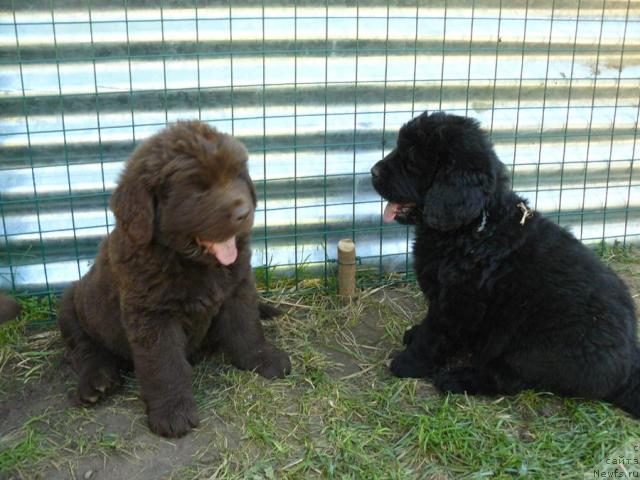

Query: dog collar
[[476, 209, 488, 232], [517, 202, 534, 226]]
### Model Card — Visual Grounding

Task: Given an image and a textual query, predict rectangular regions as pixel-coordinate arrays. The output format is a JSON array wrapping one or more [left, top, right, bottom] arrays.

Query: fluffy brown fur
[[0, 292, 21, 324], [58, 121, 291, 438]]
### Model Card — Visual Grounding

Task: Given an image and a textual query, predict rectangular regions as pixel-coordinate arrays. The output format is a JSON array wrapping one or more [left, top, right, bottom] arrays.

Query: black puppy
[[371, 111, 640, 417]]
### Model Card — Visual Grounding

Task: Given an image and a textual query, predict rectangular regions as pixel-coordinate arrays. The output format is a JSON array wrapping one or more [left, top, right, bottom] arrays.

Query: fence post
[[337, 239, 356, 301]]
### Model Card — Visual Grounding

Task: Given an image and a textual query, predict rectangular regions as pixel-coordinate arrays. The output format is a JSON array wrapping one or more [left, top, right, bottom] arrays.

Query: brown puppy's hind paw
[[255, 346, 291, 379], [258, 302, 282, 320], [77, 362, 123, 404]]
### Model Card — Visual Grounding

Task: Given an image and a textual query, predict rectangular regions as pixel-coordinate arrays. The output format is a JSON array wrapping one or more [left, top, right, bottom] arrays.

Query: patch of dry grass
[[1, 251, 640, 478]]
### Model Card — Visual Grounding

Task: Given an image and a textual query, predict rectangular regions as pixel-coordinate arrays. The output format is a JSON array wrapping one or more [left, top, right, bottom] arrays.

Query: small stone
[[84, 470, 93, 479]]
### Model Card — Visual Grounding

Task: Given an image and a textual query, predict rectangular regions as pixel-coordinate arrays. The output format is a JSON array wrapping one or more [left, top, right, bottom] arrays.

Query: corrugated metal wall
[[1, 0, 639, 293]]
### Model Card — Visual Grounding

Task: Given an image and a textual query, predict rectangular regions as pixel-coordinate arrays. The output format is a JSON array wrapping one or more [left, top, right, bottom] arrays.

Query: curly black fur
[[371, 111, 640, 417]]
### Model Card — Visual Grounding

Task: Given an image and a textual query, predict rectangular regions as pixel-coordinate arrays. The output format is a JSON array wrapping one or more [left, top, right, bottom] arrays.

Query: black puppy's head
[[371, 111, 502, 230]]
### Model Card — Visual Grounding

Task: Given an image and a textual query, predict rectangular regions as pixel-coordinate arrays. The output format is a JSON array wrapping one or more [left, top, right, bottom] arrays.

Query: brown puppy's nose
[[232, 204, 251, 222], [371, 162, 383, 177]]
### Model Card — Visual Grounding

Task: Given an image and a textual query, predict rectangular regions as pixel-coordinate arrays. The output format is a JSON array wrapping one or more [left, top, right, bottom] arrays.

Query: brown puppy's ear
[[422, 169, 490, 231], [109, 176, 155, 245], [240, 169, 257, 207]]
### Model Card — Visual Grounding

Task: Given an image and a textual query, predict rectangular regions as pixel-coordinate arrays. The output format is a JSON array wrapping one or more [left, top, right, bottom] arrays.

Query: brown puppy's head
[[109, 120, 256, 266]]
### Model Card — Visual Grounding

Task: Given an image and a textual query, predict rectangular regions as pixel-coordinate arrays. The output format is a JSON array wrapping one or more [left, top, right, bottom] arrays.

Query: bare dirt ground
[[1, 286, 425, 479]]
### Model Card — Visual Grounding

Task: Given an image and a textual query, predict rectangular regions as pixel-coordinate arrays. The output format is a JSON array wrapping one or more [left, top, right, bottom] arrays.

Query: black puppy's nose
[[371, 162, 383, 177], [232, 204, 251, 222]]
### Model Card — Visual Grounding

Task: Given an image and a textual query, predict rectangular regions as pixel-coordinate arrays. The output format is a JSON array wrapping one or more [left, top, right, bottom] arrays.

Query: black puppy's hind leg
[[434, 362, 527, 396], [58, 284, 124, 404], [607, 351, 640, 419], [390, 321, 449, 379]]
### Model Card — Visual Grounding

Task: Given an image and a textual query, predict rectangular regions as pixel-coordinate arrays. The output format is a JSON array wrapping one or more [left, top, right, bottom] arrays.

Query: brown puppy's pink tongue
[[383, 202, 400, 223], [198, 236, 238, 265]]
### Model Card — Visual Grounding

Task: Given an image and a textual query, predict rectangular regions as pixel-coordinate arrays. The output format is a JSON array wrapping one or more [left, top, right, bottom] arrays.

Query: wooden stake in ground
[[338, 238, 356, 300]]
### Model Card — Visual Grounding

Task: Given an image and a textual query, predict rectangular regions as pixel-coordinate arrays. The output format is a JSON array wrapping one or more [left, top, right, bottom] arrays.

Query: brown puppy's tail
[[0, 292, 21, 325], [258, 301, 282, 320], [609, 353, 640, 418]]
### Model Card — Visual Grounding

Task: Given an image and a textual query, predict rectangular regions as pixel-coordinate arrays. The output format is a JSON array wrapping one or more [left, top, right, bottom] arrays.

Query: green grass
[[0, 421, 51, 475], [595, 241, 638, 265], [0, 297, 49, 347], [1, 252, 640, 478], [0, 296, 60, 390]]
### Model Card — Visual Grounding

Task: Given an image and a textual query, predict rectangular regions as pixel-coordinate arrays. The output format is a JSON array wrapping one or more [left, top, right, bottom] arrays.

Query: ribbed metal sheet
[[1, 0, 639, 292]]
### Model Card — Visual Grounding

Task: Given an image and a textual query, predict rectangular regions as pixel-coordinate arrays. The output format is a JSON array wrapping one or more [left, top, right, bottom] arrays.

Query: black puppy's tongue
[[383, 202, 401, 223]]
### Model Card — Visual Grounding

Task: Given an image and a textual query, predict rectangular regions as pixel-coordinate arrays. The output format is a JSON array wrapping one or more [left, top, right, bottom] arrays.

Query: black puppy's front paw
[[433, 369, 468, 394], [402, 325, 420, 345], [389, 349, 434, 378]]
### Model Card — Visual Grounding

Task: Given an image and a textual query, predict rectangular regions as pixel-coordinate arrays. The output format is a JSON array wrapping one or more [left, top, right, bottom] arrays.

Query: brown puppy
[[58, 121, 291, 438], [0, 292, 21, 324]]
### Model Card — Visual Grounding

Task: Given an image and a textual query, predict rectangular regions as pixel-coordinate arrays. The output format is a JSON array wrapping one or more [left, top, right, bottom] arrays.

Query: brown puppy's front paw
[[77, 363, 122, 404], [255, 347, 291, 379], [147, 394, 199, 438]]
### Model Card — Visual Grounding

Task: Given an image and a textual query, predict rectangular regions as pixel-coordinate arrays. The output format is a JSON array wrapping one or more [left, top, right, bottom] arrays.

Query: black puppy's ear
[[422, 169, 490, 231], [109, 172, 155, 245]]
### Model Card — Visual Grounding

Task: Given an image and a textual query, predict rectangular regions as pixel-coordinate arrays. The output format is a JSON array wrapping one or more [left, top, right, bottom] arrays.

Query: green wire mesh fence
[[1, 1, 639, 320]]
